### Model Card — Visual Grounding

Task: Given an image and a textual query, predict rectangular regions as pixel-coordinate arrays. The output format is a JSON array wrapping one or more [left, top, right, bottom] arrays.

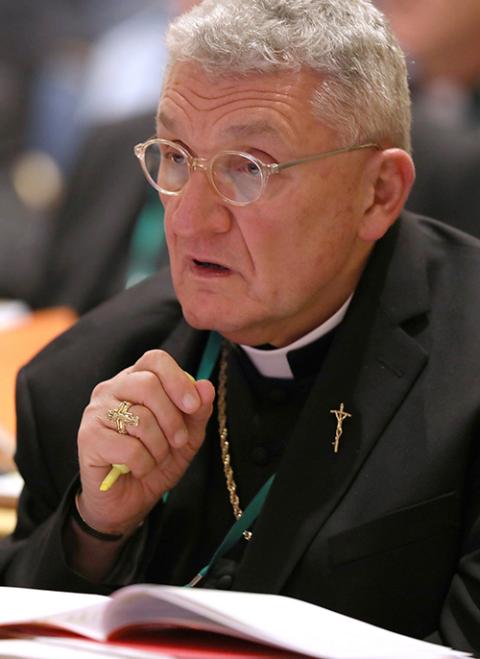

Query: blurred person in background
[[0, 0, 177, 307], [377, 0, 480, 237], [0, 0, 74, 302], [31, 112, 169, 314], [5, 1, 198, 314], [377, 0, 480, 128]]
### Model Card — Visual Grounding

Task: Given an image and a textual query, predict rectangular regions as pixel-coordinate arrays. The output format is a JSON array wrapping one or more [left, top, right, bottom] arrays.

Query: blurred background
[[377, 0, 480, 237], [0, 0, 196, 306]]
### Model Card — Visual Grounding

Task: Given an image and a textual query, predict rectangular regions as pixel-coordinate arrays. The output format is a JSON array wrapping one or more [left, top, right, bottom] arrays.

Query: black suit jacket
[[2, 213, 480, 652]]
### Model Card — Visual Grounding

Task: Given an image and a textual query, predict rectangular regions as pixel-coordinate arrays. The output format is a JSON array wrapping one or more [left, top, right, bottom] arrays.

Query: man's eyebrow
[[156, 111, 176, 132], [156, 112, 281, 140], [220, 120, 282, 140]]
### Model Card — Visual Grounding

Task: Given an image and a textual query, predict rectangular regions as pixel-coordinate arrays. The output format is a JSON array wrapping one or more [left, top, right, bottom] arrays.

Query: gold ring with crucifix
[[106, 400, 140, 435]]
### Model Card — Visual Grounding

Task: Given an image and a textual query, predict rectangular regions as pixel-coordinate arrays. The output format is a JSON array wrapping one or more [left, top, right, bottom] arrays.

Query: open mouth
[[193, 259, 230, 273]]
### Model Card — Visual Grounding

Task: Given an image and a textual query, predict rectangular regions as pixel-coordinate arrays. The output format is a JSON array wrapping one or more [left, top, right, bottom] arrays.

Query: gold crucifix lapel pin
[[329, 402, 352, 453]]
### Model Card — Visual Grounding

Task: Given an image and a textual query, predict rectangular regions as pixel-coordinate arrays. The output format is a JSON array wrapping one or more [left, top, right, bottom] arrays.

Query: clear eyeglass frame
[[134, 137, 380, 207]]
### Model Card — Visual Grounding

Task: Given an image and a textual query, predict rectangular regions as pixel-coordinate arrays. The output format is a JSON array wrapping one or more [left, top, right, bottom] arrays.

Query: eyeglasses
[[134, 138, 379, 207]]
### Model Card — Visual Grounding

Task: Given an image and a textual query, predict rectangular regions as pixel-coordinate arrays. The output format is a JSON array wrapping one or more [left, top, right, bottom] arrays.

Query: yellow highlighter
[[100, 463, 130, 492]]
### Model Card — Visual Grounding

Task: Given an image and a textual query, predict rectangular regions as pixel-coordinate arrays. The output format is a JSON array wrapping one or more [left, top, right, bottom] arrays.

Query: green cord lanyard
[[184, 332, 276, 587]]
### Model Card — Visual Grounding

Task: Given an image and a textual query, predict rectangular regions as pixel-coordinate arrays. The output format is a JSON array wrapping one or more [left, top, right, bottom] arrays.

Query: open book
[[0, 585, 470, 659]]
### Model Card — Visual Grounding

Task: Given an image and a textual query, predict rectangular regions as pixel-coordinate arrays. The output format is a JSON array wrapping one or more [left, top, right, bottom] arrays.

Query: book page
[[0, 637, 176, 658], [109, 585, 469, 659], [0, 587, 107, 627], [104, 589, 242, 638], [0, 585, 471, 658], [41, 601, 112, 641]]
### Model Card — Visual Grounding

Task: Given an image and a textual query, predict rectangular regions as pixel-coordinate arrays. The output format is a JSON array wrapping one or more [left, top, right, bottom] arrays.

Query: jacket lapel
[[235, 214, 431, 593]]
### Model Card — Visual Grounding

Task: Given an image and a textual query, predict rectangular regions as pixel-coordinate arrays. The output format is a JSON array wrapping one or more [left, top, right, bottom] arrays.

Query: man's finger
[[131, 350, 202, 414]]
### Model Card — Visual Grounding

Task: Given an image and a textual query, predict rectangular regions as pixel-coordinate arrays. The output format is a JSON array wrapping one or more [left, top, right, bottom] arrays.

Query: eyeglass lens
[[143, 141, 265, 204]]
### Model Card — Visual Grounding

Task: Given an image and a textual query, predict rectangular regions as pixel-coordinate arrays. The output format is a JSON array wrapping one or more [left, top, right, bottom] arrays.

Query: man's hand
[[76, 349, 215, 537]]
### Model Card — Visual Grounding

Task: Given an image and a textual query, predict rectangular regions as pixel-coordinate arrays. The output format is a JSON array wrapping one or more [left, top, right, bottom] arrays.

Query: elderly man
[[1, 0, 479, 653]]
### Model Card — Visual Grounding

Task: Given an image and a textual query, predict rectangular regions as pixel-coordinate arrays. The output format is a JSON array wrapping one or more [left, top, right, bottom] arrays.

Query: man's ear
[[358, 148, 415, 242]]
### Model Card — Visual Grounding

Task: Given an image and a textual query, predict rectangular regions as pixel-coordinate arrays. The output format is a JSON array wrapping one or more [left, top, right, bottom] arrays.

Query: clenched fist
[[76, 349, 215, 537]]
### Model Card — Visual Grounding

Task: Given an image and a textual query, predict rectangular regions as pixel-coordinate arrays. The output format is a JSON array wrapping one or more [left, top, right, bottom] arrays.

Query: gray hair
[[166, 0, 411, 152]]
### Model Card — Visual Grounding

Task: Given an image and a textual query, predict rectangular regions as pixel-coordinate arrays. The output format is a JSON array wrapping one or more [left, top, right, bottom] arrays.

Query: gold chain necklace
[[217, 342, 253, 541]]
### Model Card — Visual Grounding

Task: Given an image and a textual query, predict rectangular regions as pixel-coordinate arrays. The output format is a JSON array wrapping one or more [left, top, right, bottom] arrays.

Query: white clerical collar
[[240, 294, 353, 379]]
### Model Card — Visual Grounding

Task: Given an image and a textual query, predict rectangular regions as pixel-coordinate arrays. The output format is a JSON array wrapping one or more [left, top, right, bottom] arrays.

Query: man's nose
[[168, 169, 232, 237]]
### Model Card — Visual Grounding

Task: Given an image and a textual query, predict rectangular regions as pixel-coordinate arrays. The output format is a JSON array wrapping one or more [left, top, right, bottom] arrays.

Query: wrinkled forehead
[[156, 61, 333, 148], [158, 60, 318, 110]]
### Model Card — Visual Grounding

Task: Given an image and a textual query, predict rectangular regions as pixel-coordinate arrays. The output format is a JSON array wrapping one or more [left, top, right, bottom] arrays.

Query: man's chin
[[180, 306, 245, 342], [177, 293, 269, 344], [180, 305, 222, 332], [180, 308, 266, 346], [177, 290, 232, 330]]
